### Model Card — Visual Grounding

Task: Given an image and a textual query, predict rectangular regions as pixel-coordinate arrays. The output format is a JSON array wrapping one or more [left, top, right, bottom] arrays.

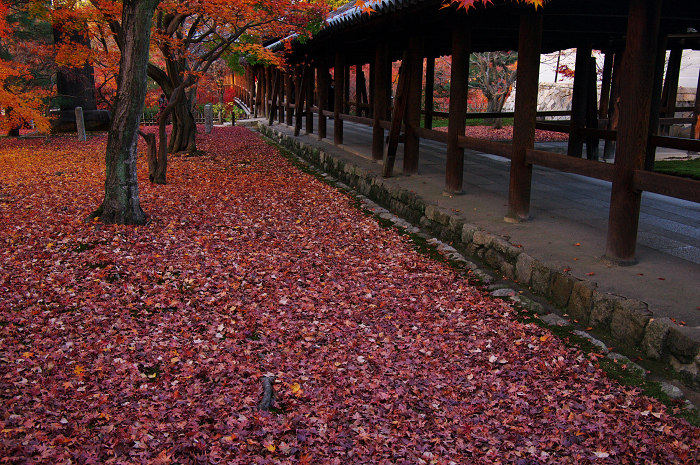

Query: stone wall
[[258, 123, 700, 390]]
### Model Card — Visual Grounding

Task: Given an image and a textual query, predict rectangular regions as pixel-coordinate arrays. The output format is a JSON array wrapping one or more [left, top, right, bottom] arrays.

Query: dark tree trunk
[[168, 100, 197, 154], [94, 0, 159, 225]]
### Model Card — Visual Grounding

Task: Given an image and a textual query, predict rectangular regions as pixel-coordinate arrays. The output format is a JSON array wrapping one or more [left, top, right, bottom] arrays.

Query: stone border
[[258, 123, 700, 392]]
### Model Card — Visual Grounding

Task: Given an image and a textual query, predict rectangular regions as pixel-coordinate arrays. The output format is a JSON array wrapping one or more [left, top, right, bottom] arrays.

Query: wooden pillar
[[344, 63, 350, 115], [255, 67, 263, 118], [306, 65, 314, 134], [285, 71, 293, 126], [355, 63, 362, 115], [605, 0, 662, 263], [692, 69, 700, 142], [599, 51, 614, 119], [586, 56, 600, 160], [294, 66, 307, 137], [268, 70, 279, 126], [660, 47, 682, 136], [506, 12, 542, 223], [369, 60, 375, 119], [317, 59, 328, 140], [568, 44, 592, 158], [372, 42, 389, 160], [424, 54, 435, 130], [334, 50, 345, 145], [603, 50, 623, 160], [383, 50, 411, 177], [358, 66, 368, 117], [446, 27, 470, 194], [644, 32, 668, 171], [278, 69, 285, 124], [403, 36, 425, 175]]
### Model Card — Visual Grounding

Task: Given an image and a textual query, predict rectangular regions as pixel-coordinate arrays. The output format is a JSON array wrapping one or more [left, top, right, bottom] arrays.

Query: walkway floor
[[249, 116, 700, 328]]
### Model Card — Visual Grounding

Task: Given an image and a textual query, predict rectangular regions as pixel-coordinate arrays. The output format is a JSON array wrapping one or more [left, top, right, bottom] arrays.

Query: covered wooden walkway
[[239, 0, 700, 264]]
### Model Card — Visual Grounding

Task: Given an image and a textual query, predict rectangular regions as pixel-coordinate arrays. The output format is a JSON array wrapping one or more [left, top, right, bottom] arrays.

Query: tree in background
[[0, 0, 54, 135], [469, 51, 517, 129]]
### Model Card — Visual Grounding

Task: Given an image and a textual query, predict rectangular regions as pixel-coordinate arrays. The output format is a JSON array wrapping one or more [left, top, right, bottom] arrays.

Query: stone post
[[204, 103, 213, 134], [75, 107, 86, 141]]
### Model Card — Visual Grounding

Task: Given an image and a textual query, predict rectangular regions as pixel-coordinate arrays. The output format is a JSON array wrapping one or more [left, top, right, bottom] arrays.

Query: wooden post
[[285, 71, 293, 126], [603, 50, 623, 160], [355, 63, 362, 116], [568, 44, 592, 158], [266, 67, 273, 117], [424, 54, 435, 130], [358, 67, 368, 117], [383, 50, 412, 177], [644, 32, 668, 171], [372, 42, 389, 160], [334, 50, 345, 145], [403, 36, 425, 175], [605, 0, 662, 264], [278, 69, 285, 124], [446, 27, 470, 194], [660, 47, 682, 135], [268, 71, 279, 126], [586, 56, 600, 160], [506, 12, 542, 223], [317, 59, 328, 140], [344, 63, 350, 115], [369, 60, 375, 119], [306, 65, 314, 134], [294, 67, 307, 137], [599, 51, 614, 119], [692, 69, 700, 143], [255, 67, 263, 118]]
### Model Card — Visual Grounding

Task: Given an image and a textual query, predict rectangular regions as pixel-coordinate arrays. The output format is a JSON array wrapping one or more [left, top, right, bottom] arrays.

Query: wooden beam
[[446, 26, 470, 194], [526, 149, 615, 181], [383, 50, 411, 177], [403, 36, 425, 175], [506, 12, 542, 222], [633, 170, 700, 204], [372, 42, 389, 161], [605, 0, 662, 264], [334, 50, 345, 145]]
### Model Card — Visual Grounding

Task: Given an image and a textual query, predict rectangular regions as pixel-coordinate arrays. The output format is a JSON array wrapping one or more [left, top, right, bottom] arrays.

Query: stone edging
[[257, 123, 700, 393]]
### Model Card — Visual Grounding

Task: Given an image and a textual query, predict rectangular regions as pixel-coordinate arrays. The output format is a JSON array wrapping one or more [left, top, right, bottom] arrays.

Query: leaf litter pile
[[1, 127, 697, 464]]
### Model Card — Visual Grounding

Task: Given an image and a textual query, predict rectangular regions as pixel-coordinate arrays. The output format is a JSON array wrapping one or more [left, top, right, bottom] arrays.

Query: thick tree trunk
[[168, 100, 197, 154], [95, 0, 159, 225]]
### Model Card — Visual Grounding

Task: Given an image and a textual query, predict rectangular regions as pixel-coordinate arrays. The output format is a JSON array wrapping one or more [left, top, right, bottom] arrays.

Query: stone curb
[[257, 124, 700, 391]]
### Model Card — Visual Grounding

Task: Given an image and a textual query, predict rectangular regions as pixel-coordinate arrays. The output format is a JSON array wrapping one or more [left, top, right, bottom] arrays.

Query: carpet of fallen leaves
[[436, 125, 569, 142], [1, 126, 697, 464]]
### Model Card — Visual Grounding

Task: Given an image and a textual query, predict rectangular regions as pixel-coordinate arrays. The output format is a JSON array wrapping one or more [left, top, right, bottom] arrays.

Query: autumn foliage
[[1, 128, 698, 463]]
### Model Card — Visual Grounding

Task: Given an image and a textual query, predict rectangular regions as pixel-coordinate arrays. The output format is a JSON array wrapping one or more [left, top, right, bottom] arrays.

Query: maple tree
[[1, 126, 698, 462], [0, 0, 53, 135], [469, 51, 518, 129]]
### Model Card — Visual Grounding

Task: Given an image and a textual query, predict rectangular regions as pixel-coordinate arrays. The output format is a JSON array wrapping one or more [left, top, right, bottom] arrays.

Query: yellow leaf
[[74, 365, 85, 376], [291, 382, 302, 395], [266, 444, 276, 452]]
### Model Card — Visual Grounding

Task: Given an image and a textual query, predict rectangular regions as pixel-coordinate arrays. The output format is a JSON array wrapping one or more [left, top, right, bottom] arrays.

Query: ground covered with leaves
[[1, 127, 697, 464]]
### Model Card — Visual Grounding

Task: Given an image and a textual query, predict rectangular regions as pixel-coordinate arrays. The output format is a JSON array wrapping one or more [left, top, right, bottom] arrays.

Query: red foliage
[[0, 128, 695, 463]]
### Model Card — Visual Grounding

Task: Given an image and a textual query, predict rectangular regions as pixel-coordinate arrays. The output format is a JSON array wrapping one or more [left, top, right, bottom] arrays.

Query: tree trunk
[[95, 0, 159, 225], [168, 99, 197, 154]]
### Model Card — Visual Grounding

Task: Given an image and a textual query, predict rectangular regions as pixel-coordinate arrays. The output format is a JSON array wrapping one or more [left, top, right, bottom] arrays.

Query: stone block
[[484, 249, 507, 271], [640, 317, 672, 360], [425, 205, 438, 222], [567, 280, 597, 326], [540, 313, 572, 327], [472, 230, 495, 248], [466, 243, 480, 256], [530, 261, 552, 296], [461, 224, 479, 245], [501, 262, 515, 280], [610, 298, 653, 346], [589, 293, 621, 330], [515, 253, 535, 286], [448, 216, 464, 234], [550, 272, 575, 308], [667, 325, 700, 364], [671, 356, 700, 391]]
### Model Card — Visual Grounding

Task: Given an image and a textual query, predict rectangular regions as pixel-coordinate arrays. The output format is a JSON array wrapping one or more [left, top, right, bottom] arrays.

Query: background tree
[[469, 51, 517, 129], [0, 0, 54, 135]]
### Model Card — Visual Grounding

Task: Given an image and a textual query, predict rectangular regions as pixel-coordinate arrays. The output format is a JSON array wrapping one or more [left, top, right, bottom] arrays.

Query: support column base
[[504, 214, 528, 224], [601, 254, 638, 267]]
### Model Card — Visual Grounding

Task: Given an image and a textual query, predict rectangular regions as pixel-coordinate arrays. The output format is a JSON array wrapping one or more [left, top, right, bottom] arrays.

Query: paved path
[[252, 117, 700, 327]]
